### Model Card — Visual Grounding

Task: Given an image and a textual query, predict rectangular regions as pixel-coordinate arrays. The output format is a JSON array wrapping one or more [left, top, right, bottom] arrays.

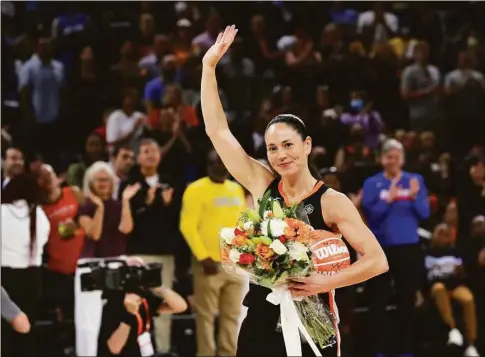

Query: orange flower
[[284, 226, 297, 238], [232, 235, 249, 247], [255, 243, 275, 260], [258, 259, 272, 270], [221, 247, 230, 263]]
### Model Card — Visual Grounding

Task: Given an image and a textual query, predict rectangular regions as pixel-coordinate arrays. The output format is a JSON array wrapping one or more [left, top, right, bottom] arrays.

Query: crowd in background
[[2, 1, 485, 357]]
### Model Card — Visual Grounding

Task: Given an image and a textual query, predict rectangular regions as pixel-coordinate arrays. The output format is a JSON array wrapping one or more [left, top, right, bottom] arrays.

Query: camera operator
[[97, 258, 187, 357]]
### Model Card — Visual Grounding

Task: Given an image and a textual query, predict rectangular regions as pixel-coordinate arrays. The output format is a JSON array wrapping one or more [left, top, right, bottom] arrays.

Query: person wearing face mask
[[340, 91, 384, 150], [180, 149, 247, 357]]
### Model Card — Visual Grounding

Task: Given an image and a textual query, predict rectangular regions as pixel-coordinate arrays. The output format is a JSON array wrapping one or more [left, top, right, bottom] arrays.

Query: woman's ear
[[304, 136, 312, 155]]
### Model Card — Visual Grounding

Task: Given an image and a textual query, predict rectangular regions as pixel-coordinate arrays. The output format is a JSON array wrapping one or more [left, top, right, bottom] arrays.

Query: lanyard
[[135, 299, 150, 336]]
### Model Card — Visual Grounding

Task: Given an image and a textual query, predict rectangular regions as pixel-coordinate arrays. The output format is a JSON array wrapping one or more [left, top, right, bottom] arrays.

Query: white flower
[[269, 239, 288, 255], [229, 249, 242, 263], [260, 218, 288, 237], [242, 220, 253, 231], [288, 242, 310, 262], [220, 228, 236, 245], [263, 210, 272, 219]]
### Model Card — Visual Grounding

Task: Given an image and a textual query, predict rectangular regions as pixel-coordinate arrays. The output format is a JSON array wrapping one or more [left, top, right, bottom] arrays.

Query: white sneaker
[[447, 328, 464, 346], [464, 345, 480, 357]]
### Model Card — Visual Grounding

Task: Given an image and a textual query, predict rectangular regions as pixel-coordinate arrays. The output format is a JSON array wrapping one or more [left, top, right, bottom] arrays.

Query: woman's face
[[91, 170, 112, 198], [85, 135, 104, 159], [444, 202, 458, 226], [381, 148, 404, 175], [37, 164, 58, 192], [265, 123, 311, 178], [432, 226, 453, 247]]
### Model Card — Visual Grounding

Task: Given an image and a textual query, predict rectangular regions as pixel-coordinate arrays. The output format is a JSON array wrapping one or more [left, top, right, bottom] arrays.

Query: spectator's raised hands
[[122, 183, 141, 201], [202, 25, 238, 68]]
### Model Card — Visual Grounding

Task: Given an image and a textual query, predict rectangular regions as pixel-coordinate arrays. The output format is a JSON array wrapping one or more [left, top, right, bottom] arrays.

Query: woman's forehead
[[265, 124, 298, 144]]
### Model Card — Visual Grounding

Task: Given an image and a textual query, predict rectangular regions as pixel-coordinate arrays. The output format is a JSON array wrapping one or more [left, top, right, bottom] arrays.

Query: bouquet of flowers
[[220, 190, 340, 354]]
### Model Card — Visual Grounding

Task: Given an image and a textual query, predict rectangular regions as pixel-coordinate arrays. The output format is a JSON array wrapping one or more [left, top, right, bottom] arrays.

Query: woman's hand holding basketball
[[202, 25, 238, 68], [288, 273, 333, 297]]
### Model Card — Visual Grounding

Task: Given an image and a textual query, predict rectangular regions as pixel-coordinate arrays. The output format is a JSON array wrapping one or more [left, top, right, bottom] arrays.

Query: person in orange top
[[37, 164, 85, 320], [162, 84, 199, 128]]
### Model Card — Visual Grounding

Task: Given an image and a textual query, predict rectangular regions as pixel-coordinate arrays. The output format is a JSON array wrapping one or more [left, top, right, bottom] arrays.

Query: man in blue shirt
[[362, 139, 430, 357]]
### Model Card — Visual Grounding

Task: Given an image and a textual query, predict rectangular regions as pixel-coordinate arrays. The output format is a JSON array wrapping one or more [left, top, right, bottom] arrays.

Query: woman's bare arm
[[322, 190, 388, 288], [201, 25, 274, 195]]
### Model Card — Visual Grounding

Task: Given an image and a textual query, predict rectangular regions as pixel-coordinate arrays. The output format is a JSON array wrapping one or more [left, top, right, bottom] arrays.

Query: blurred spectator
[[66, 132, 107, 189], [457, 156, 485, 238], [110, 40, 144, 97], [110, 145, 136, 199], [144, 54, 183, 116], [106, 88, 146, 153], [389, 27, 418, 62], [79, 161, 137, 260], [339, 90, 384, 149], [75, 161, 138, 356], [362, 139, 430, 356], [145, 108, 192, 181], [19, 37, 65, 164], [246, 14, 283, 77], [180, 150, 246, 356], [139, 34, 172, 80], [425, 223, 480, 357], [119, 139, 181, 355], [401, 41, 441, 132], [444, 51, 485, 156], [192, 11, 222, 55], [50, 5, 93, 74], [357, 3, 399, 46], [2, 147, 25, 189], [1, 173, 50, 357], [138, 13, 157, 58], [173, 18, 194, 66], [38, 164, 84, 321], [162, 84, 199, 128]]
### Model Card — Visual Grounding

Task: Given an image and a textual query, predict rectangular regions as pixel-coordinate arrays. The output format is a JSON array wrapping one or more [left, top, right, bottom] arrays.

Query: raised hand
[[409, 177, 420, 199], [146, 184, 159, 205], [161, 187, 174, 206], [88, 192, 104, 207], [122, 183, 141, 201], [202, 25, 238, 69]]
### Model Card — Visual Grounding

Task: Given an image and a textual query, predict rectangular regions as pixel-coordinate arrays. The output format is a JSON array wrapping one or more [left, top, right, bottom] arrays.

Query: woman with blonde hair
[[75, 161, 141, 356]]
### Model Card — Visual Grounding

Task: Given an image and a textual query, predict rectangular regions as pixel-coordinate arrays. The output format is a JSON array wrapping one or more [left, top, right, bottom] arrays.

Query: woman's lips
[[278, 162, 292, 168]]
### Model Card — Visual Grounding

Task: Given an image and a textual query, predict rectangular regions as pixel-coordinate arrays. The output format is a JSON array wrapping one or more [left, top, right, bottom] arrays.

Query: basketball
[[308, 230, 351, 275]]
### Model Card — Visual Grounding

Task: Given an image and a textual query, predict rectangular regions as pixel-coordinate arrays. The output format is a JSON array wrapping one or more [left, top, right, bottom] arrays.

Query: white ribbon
[[266, 286, 322, 357]]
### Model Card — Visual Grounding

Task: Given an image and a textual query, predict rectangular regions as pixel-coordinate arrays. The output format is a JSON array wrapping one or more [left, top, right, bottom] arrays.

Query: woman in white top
[[1, 173, 50, 357]]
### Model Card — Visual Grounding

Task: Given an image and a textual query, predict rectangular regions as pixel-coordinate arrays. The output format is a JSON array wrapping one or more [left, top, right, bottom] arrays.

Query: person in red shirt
[[38, 164, 85, 320]]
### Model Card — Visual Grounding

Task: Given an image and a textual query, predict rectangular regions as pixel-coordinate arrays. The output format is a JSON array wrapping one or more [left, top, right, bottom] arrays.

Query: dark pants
[[1, 266, 42, 357], [42, 269, 75, 320], [367, 244, 424, 355], [237, 290, 338, 357]]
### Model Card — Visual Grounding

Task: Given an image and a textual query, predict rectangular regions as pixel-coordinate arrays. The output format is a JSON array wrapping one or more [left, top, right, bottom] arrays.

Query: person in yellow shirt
[[180, 149, 246, 356]]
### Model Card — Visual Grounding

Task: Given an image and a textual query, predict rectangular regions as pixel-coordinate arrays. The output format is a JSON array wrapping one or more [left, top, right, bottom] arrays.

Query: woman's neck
[[48, 187, 62, 203], [384, 170, 402, 180], [280, 169, 318, 199], [140, 166, 157, 177]]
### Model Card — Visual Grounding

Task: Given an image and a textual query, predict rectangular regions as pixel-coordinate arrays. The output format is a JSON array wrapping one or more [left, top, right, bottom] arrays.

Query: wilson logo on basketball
[[310, 237, 351, 273], [313, 244, 349, 260]]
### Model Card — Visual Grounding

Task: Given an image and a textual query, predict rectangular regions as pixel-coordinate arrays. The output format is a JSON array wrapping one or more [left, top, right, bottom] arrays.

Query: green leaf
[[258, 189, 272, 219]]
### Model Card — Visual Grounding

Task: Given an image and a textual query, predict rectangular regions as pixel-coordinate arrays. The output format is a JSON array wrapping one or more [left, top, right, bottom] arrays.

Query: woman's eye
[[268, 147, 276, 152], [284, 143, 293, 148]]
